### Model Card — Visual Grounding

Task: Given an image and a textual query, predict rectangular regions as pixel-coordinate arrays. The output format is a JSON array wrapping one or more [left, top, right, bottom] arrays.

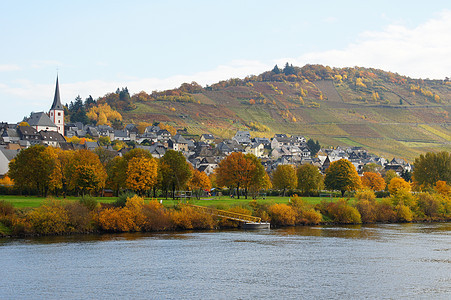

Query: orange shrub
[[97, 207, 136, 232], [268, 203, 296, 226], [171, 205, 215, 230], [142, 200, 173, 231], [435, 181, 450, 197]]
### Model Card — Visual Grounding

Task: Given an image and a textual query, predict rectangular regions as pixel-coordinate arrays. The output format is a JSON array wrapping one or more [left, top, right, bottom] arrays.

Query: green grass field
[[0, 195, 117, 209], [1, 195, 342, 209]]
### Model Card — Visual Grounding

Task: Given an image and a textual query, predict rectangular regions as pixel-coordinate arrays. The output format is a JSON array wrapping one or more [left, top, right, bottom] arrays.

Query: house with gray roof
[[0, 148, 19, 177], [27, 112, 58, 133], [168, 134, 188, 152], [39, 131, 66, 147], [232, 131, 251, 145], [17, 126, 41, 145], [1, 128, 20, 144]]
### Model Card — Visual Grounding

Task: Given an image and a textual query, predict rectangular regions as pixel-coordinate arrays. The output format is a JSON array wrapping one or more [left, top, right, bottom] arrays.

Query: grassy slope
[[2, 195, 341, 209], [122, 73, 450, 161]]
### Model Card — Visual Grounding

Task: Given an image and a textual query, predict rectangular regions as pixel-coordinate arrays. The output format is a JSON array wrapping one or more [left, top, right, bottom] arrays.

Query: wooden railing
[[187, 204, 262, 223]]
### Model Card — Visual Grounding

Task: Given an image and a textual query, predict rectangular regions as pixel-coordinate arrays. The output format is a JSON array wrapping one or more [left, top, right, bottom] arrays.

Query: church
[[27, 77, 65, 135]]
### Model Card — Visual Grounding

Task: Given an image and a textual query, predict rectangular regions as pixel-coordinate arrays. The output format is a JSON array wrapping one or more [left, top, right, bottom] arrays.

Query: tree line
[[3, 145, 450, 202]]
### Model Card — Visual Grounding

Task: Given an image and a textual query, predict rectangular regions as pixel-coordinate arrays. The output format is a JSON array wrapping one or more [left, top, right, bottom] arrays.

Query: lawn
[[0, 195, 117, 209], [1, 195, 342, 209]]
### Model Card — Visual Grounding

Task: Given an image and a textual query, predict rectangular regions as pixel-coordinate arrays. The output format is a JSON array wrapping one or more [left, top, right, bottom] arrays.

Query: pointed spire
[[50, 76, 63, 110]]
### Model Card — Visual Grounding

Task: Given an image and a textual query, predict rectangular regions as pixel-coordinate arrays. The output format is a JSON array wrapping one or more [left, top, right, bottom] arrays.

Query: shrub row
[[1, 190, 450, 236]]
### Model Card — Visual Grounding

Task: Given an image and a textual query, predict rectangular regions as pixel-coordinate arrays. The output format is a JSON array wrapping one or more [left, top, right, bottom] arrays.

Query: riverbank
[[1, 191, 450, 238]]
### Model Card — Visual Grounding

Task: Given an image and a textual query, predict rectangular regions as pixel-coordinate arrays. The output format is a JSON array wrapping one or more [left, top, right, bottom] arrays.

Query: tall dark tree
[[272, 64, 281, 74], [307, 139, 321, 157], [68, 95, 89, 124], [84, 95, 96, 108], [283, 63, 296, 75]]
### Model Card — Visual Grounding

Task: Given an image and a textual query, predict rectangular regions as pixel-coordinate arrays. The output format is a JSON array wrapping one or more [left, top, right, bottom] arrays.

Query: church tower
[[49, 76, 65, 135]]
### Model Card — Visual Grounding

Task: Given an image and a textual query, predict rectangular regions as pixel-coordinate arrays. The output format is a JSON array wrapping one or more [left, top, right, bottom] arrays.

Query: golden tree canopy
[[361, 172, 386, 191]]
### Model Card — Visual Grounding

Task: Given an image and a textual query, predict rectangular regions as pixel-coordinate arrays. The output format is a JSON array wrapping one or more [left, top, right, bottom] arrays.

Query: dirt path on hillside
[[314, 80, 344, 102]]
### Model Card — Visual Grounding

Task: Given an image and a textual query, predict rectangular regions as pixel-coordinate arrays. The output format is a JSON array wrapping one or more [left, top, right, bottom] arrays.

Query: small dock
[[186, 204, 270, 229]]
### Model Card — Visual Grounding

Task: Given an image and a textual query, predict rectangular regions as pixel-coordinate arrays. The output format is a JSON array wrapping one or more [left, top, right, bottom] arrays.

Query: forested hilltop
[[67, 64, 451, 161]]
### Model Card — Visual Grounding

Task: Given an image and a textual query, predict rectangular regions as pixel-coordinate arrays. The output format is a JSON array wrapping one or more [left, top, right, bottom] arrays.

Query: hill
[[99, 64, 451, 161]]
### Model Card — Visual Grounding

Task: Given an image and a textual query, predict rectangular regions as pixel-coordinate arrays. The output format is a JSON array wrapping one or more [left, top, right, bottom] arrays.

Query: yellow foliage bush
[[27, 200, 70, 235], [318, 199, 361, 224], [171, 205, 215, 230], [268, 203, 296, 226], [289, 195, 322, 225], [396, 204, 413, 222]]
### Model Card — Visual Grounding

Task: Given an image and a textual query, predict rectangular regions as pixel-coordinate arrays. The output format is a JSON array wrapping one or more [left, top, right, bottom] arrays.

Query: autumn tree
[[384, 170, 398, 191], [106, 148, 154, 195], [158, 123, 177, 136], [159, 150, 192, 199], [413, 151, 451, 189], [271, 164, 297, 196], [86, 103, 122, 127], [361, 172, 386, 191], [8, 145, 58, 196], [324, 159, 361, 196], [126, 156, 158, 196], [388, 177, 411, 195], [297, 164, 323, 195], [188, 169, 212, 199], [67, 149, 107, 195], [215, 152, 268, 199]]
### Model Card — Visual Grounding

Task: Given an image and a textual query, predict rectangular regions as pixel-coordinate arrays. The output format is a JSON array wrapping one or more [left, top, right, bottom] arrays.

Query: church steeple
[[50, 76, 63, 110], [49, 75, 65, 135]]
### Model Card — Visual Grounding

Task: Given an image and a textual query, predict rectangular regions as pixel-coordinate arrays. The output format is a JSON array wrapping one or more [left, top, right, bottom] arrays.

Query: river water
[[1, 223, 450, 299]]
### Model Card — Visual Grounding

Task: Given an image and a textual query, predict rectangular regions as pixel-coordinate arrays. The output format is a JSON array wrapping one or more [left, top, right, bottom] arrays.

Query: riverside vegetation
[[0, 146, 450, 236], [0, 186, 450, 237]]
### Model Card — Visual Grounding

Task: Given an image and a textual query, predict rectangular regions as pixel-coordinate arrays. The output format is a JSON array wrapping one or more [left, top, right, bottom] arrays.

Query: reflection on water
[[0, 223, 450, 299]]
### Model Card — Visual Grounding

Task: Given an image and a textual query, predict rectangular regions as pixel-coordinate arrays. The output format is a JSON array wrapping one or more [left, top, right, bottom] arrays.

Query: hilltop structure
[[27, 76, 65, 135], [49, 76, 65, 135]]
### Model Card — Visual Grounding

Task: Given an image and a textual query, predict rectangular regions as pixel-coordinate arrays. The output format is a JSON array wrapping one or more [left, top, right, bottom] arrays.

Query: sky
[[0, 0, 450, 123]]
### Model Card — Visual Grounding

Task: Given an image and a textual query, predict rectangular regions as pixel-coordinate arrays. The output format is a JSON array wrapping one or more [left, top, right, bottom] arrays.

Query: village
[[0, 78, 412, 181]]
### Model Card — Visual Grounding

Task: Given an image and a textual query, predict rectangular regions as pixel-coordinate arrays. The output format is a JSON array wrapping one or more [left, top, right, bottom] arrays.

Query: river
[[1, 223, 450, 299]]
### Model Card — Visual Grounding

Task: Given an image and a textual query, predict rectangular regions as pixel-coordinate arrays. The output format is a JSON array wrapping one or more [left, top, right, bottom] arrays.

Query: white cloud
[[289, 10, 451, 79], [62, 60, 271, 100], [2, 9, 450, 122], [0, 64, 20, 71]]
